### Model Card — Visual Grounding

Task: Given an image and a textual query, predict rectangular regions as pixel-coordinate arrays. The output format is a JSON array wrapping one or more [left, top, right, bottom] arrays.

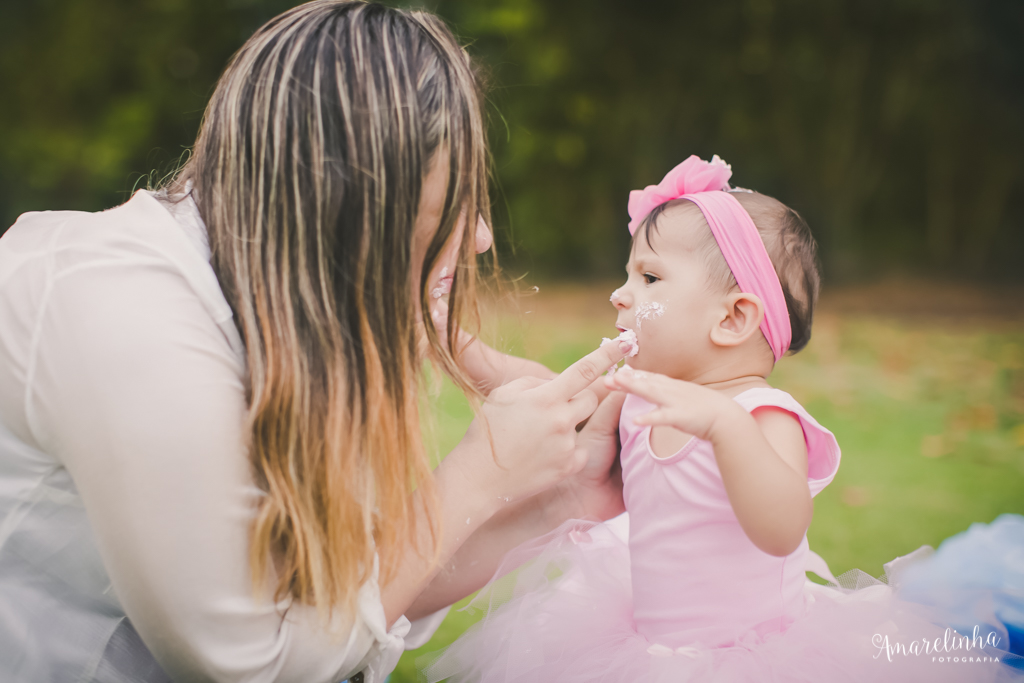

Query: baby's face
[[610, 206, 723, 380]]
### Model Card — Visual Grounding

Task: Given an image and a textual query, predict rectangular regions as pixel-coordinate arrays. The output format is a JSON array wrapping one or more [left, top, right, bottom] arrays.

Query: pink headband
[[627, 155, 792, 361]]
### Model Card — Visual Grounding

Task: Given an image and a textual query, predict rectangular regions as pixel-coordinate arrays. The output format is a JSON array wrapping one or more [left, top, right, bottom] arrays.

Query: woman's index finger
[[546, 342, 627, 401]]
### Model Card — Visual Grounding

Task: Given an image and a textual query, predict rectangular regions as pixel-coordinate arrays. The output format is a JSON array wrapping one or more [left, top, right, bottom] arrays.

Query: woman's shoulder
[[0, 192, 245, 444], [1, 191, 237, 344], [4, 191, 207, 274]]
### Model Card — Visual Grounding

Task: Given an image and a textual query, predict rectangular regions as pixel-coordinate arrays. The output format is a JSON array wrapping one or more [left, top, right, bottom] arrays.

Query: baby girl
[[424, 156, 1019, 683]]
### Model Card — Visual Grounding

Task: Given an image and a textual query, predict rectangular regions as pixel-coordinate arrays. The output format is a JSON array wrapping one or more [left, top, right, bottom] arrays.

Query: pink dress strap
[[731, 387, 841, 497]]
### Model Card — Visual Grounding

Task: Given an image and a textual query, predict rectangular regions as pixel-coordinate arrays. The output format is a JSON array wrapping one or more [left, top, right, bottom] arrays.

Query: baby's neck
[[675, 343, 775, 397], [696, 374, 772, 398]]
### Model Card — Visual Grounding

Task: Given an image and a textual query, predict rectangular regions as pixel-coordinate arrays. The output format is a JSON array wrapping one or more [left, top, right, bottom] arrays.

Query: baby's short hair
[[634, 192, 820, 354]]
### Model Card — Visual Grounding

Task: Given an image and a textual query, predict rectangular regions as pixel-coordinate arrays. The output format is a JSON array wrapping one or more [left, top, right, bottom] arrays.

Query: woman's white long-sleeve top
[[0, 191, 438, 682]]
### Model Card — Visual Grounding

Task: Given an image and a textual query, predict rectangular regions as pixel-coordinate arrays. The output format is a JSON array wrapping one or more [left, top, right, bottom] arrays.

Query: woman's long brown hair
[[168, 0, 489, 619]]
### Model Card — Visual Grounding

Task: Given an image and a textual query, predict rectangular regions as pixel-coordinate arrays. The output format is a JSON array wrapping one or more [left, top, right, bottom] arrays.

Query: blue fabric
[[899, 513, 1024, 668]]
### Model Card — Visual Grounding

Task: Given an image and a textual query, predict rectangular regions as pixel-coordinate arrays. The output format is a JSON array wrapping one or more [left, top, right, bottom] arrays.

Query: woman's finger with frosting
[[547, 341, 629, 401]]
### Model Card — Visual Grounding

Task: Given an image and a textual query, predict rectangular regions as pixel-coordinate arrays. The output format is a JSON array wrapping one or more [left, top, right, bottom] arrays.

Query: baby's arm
[[605, 368, 812, 557], [734, 406, 811, 555]]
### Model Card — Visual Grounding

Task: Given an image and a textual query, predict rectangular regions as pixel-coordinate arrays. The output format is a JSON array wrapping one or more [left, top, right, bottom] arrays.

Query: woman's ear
[[710, 292, 765, 348]]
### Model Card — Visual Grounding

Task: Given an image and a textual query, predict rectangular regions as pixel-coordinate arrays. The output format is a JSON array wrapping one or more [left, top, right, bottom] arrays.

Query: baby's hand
[[603, 366, 742, 442]]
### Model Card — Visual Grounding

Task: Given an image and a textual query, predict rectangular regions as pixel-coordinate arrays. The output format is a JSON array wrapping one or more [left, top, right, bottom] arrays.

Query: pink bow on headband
[[625, 155, 793, 361], [627, 155, 733, 234]]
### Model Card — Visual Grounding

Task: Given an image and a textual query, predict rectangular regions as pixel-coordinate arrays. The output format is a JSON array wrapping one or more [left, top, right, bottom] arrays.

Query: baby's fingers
[[603, 366, 669, 405], [632, 408, 673, 427]]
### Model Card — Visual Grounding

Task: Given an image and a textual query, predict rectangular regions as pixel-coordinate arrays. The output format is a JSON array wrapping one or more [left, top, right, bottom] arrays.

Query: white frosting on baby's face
[[634, 301, 665, 330]]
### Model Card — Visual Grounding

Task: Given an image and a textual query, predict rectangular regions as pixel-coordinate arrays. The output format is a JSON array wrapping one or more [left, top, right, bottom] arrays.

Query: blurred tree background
[[1, 0, 1022, 282]]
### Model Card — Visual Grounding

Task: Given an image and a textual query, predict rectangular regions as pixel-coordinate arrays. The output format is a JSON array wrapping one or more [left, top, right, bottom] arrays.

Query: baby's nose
[[609, 287, 630, 309]]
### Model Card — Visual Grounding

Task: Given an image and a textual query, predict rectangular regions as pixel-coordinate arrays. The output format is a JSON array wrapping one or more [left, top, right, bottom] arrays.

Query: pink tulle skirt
[[422, 519, 1023, 683]]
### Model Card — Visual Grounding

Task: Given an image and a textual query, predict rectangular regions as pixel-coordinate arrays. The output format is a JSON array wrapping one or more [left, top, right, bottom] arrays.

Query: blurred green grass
[[394, 282, 1024, 682]]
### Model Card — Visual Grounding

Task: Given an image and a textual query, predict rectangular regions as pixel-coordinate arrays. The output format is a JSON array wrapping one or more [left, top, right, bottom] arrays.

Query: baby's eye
[[643, 273, 659, 285]]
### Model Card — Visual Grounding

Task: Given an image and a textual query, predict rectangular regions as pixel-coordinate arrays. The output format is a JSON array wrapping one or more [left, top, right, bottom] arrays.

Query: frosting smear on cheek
[[634, 302, 665, 330]]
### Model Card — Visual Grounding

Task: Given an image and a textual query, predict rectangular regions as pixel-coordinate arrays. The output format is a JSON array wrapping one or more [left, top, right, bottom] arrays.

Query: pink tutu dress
[[423, 388, 1023, 682]]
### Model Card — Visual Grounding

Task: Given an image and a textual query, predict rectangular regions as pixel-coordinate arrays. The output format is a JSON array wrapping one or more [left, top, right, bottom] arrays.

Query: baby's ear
[[710, 292, 765, 348]]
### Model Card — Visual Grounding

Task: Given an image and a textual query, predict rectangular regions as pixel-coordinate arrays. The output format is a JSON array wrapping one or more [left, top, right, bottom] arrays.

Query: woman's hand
[[405, 357, 627, 621], [448, 340, 631, 512], [546, 391, 628, 523], [603, 365, 740, 441]]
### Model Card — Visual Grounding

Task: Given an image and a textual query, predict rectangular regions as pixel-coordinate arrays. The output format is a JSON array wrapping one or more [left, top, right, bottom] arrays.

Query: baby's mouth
[[603, 327, 639, 359]]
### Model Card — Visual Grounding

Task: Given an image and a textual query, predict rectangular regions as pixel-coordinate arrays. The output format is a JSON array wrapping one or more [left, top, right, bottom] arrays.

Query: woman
[[0, 3, 630, 682]]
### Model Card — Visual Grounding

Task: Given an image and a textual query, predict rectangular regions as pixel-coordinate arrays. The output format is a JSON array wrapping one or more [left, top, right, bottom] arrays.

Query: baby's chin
[[623, 345, 678, 376], [623, 355, 653, 372]]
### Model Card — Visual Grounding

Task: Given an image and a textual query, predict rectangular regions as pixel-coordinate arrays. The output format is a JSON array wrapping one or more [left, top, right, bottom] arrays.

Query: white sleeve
[[27, 254, 403, 683], [404, 607, 452, 651]]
